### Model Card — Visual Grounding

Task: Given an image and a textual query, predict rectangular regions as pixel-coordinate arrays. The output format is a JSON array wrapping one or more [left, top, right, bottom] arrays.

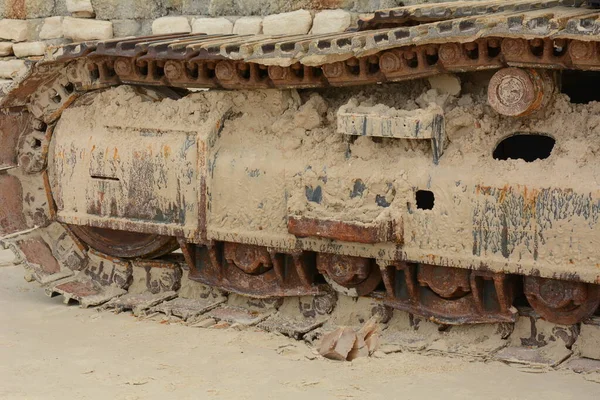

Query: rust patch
[[0, 110, 31, 169], [54, 280, 99, 298], [0, 174, 27, 236], [288, 216, 400, 244], [16, 237, 61, 274]]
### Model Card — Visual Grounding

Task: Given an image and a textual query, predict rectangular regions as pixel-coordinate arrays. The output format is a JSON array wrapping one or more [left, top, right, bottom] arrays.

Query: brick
[[0, 19, 30, 42], [263, 9, 312, 35], [111, 19, 141, 38], [191, 17, 233, 35], [152, 17, 191, 35], [233, 16, 262, 35], [0, 43, 14, 57], [312, 9, 351, 34], [62, 17, 113, 41], [12, 41, 47, 57], [0, 59, 28, 79], [39, 16, 64, 40]]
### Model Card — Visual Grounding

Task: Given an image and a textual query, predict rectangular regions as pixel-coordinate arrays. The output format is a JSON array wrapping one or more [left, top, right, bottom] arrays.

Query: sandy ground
[[0, 248, 599, 400]]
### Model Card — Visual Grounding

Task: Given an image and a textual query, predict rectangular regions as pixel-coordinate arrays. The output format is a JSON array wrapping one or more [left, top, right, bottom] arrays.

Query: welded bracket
[[337, 106, 445, 164]]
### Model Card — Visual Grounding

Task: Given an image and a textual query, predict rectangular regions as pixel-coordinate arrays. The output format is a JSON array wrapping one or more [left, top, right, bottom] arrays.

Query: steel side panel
[[50, 124, 200, 239]]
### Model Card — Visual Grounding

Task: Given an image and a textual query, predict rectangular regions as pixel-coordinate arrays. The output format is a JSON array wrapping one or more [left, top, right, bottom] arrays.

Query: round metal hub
[[69, 225, 179, 259], [488, 68, 554, 117], [417, 264, 471, 299], [524, 276, 600, 325], [317, 253, 381, 296], [223, 243, 273, 275]]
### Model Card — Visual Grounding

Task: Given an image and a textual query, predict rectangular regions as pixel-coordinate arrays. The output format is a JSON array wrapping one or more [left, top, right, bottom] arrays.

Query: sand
[[0, 262, 598, 399]]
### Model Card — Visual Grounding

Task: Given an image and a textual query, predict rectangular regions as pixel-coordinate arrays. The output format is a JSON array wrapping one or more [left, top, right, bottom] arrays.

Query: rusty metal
[[381, 263, 517, 324], [0, 175, 27, 237], [317, 253, 382, 296], [224, 243, 272, 275], [288, 217, 400, 244], [188, 242, 323, 298], [69, 225, 179, 259], [0, 110, 31, 169], [524, 276, 600, 325], [488, 67, 555, 116], [417, 264, 471, 299]]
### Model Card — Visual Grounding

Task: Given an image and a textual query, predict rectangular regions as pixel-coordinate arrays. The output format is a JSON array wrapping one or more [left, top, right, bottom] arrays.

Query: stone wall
[[0, 0, 448, 85]]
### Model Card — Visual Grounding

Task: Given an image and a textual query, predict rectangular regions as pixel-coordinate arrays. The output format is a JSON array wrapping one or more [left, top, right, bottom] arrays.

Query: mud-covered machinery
[[2, 0, 600, 334]]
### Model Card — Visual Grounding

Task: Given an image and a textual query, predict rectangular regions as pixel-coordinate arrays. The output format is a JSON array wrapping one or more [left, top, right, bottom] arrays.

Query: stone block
[[62, 17, 113, 41], [112, 19, 141, 38], [263, 9, 312, 35], [191, 17, 233, 34], [311, 9, 351, 34], [0, 19, 30, 42], [0, 59, 28, 79], [91, 0, 165, 20], [1, 0, 56, 19], [66, 0, 94, 15], [0, 43, 14, 57], [233, 16, 262, 35], [152, 16, 191, 35], [12, 41, 47, 57], [39, 16, 64, 40], [182, 0, 210, 14]]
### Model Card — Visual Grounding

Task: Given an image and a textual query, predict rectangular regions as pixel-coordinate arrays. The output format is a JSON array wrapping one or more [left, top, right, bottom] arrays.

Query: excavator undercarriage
[[2, 0, 600, 367]]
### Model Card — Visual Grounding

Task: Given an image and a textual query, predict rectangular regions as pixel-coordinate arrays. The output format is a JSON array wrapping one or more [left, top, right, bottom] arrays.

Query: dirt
[[1, 263, 599, 399]]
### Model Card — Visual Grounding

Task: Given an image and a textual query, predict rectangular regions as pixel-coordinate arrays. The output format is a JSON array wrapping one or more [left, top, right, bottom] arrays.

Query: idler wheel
[[488, 68, 555, 117], [417, 264, 471, 299], [317, 253, 381, 296], [524, 276, 600, 325], [69, 225, 179, 259]]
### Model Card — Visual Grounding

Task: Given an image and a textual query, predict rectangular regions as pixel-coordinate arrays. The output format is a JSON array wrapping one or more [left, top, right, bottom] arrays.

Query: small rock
[[0, 42, 14, 57], [312, 10, 351, 34], [13, 42, 47, 58], [39, 17, 64, 40], [152, 17, 191, 35], [347, 334, 369, 361], [0, 20, 30, 42], [318, 326, 357, 361], [428, 74, 462, 96], [191, 18, 233, 35], [263, 10, 312, 35], [63, 17, 113, 41], [233, 17, 262, 35], [358, 316, 381, 355]]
